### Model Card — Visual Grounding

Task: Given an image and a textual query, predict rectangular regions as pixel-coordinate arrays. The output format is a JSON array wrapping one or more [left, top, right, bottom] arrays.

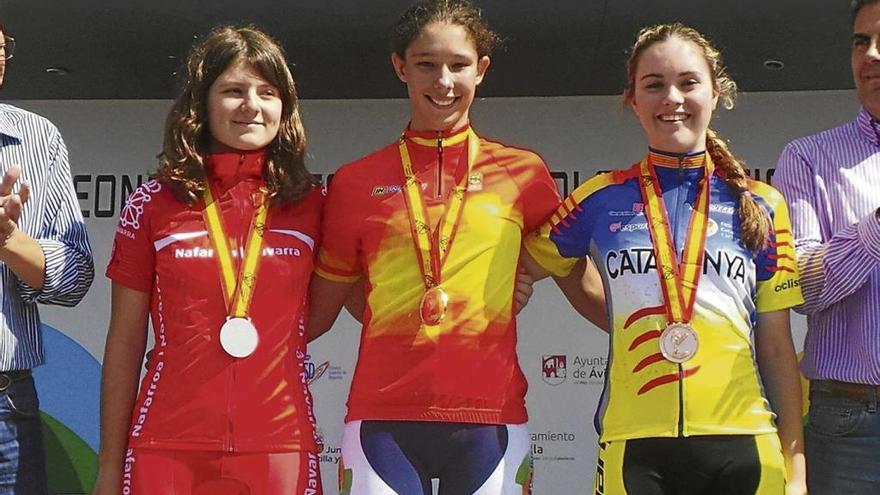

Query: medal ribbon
[[202, 185, 269, 318], [399, 129, 479, 291], [638, 154, 715, 325]]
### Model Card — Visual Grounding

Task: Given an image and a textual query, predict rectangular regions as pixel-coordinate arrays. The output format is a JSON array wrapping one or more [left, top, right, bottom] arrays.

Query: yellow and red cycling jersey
[[316, 124, 560, 424], [526, 151, 804, 441]]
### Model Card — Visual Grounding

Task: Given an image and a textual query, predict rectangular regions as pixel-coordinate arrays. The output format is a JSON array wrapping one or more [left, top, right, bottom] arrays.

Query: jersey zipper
[[225, 152, 247, 453], [226, 365, 236, 452], [436, 132, 444, 199], [674, 154, 686, 437]]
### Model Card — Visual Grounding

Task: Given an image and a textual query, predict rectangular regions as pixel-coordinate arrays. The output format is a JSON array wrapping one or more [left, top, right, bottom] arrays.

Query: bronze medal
[[659, 322, 699, 363]]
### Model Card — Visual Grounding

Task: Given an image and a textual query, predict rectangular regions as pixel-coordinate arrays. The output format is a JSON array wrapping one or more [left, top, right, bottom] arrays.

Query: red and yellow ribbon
[[398, 129, 479, 313], [202, 185, 269, 318], [638, 154, 715, 325]]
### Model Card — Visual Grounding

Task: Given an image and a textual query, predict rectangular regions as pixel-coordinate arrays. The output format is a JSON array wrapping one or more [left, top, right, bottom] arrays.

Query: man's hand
[[0, 165, 30, 245]]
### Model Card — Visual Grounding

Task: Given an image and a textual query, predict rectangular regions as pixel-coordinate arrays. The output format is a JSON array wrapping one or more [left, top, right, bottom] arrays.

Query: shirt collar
[[0, 107, 22, 141], [647, 148, 706, 168], [402, 122, 472, 148], [204, 149, 265, 191], [856, 106, 880, 146]]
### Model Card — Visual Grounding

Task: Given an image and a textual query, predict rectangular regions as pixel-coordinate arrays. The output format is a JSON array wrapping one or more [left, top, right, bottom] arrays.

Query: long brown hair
[[624, 23, 769, 253], [155, 24, 317, 205]]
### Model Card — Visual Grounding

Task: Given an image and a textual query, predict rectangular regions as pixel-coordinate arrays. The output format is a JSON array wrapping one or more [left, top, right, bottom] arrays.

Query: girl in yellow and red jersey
[[526, 24, 807, 495], [308, 1, 603, 494], [94, 26, 323, 495]]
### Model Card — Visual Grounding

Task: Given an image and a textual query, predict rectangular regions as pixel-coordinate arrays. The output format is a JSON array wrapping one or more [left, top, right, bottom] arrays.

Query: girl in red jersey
[[308, 1, 604, 494], [94, 25, 323, 494]]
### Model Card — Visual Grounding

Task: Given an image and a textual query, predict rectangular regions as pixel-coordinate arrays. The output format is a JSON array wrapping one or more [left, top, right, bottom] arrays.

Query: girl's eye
[[645, 82, 663, 90], [416, 61, 434, 68]]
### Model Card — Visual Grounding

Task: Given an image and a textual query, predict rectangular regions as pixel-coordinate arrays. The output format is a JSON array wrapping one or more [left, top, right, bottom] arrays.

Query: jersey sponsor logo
[[605, 247, 747, 283], [119, 180, 162, 231], [542, 355, 567, 385], [371, 183, 428, 196], [775, 279, 800, 292], [305, 451, 320, 494], [709, 204, 736, 215], [467, 171, 483, 191], [594, 441, 607, 495], [122, 448, 135, 494], [172, 246, 302, 258], [706, 218, 719, 237], [131, 285, 168, 439], [608, 202, 645, 217], [609, 221, 648, 233]]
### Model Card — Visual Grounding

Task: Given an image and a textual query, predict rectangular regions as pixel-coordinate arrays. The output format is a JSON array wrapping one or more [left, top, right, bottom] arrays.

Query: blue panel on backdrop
[[32, 324, 101, 452]]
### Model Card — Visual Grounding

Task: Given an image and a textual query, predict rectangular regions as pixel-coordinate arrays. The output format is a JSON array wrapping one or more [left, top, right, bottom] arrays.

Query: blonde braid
[[706, 128, 769, 253]]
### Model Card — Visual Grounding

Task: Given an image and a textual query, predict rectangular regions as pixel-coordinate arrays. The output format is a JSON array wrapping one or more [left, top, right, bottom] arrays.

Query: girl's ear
[[391, 53, 407, 83], [475, 56, 491, 86]]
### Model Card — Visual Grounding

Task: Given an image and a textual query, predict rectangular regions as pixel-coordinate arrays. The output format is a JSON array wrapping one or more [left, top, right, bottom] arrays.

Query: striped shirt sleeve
[[15, 127, 94, 306], [773, 142, 880, 315]]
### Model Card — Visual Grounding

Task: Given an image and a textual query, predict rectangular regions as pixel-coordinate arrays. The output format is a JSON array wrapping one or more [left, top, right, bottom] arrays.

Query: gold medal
[[659, 323, 699, 363], [419, 285, 449, 326], [399, 130, 479, 330]]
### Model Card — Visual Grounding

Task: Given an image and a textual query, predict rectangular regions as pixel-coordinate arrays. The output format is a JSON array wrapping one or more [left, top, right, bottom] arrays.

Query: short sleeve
[[314, 168, 362, 283], [524, 173, 615, 277], [753, 183, 804, 312], [105, 181, 161, 293], [515, 156, 562, 234]]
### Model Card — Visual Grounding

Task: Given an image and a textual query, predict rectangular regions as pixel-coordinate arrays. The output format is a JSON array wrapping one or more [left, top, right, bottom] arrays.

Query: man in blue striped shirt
[[0, 24, 93, 494], [773, 1, 880, 493]]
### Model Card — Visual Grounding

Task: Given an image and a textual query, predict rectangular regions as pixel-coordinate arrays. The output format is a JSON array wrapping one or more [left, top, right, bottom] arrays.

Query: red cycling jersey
[[316, 125, 560, 424], [107, 150, 321, 453]]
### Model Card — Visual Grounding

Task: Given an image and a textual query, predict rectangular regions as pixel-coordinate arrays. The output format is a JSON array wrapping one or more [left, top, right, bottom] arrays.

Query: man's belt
[[0, 369, 31, 392], [812, 379, 880, 403]]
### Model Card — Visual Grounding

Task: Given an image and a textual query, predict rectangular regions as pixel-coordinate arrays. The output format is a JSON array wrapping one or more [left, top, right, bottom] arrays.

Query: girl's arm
[[520, 248, 608, 331], [754, 309, 807, 495], [307, 274, 356, 342], [93, 283, 150, 495]]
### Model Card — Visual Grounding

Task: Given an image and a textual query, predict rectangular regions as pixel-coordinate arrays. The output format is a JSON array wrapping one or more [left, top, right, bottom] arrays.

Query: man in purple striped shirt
[[773, 1, 880, 493]]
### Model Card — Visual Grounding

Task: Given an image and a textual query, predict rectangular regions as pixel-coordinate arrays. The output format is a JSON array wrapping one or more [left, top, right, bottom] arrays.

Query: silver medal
[[220, 317, 259, 358]]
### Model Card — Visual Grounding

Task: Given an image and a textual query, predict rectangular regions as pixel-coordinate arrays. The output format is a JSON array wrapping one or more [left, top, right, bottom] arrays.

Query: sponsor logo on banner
[[315, 428, 342, 465], [572, 355, 608, 384], [530, 430, 577, 461], [304, 354, 348, 385], [541, 354, 607, 386], [541, 355, 567, 385]]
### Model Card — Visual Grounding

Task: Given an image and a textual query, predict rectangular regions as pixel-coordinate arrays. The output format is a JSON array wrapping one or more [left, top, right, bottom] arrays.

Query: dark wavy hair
[[853, 0, 880, 26], [624, 23, 769, 254], [155, 24, 317, 205], [391, 0, 500, 59]]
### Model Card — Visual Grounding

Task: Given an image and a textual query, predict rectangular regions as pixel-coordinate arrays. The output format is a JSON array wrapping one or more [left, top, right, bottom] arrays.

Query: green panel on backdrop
[[41, 411, 97, 494]]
